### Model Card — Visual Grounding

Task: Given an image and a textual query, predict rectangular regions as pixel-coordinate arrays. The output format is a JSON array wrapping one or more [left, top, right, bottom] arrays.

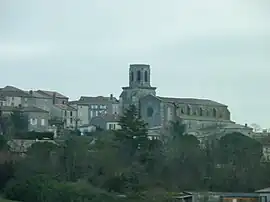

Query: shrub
[[15, 132, 54, 140], [4, 175, 119, 202]]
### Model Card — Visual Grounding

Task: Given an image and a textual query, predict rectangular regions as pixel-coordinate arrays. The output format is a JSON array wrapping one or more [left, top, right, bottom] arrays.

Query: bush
[[0, 161, 14, 191], [4, 175, 119, 202]]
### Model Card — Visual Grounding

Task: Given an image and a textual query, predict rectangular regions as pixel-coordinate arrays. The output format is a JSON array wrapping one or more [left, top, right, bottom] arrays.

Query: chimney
[[110, 94, 113, 100], [244, 123, 247, 127], [53, 92, 56, 104], [29, 90, 33, 95]]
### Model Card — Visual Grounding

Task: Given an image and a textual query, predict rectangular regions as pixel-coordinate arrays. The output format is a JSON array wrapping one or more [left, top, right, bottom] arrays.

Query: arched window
[[144, 71, 148, 82], [213, 108, 217, 117], [187, 106, 191, 115], [130, 72, 134, 81], [137, 70, 141, 81], [199, 108, 203, 116]]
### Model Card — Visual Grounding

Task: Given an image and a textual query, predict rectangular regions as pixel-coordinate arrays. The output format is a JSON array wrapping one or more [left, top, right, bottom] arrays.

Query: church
[[119, 64, 252, 139]]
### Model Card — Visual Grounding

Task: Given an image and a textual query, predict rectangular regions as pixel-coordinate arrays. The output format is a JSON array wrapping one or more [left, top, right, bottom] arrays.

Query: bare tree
[[250, 123, 261, 132]]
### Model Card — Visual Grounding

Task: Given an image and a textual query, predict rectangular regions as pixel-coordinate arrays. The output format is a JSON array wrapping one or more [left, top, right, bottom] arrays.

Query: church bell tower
[[119, 64, 157, 113], [129, 64, 151, 88]]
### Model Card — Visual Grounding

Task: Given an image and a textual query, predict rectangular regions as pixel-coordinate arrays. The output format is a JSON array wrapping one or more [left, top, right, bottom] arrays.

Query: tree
[[251, 123, 261, 132], [10, 108, 28, 135], [163, 120, 204, 190], [214, 132, 263, 191], [114, 105, 149, 161], [14, 142, 60, 180], [59, 136, 93, 181]]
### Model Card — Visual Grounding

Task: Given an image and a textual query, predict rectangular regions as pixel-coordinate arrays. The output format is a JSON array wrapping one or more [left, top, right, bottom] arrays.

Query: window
[[187, 106, 191, 115], [95, 105, 98, 109], [90, 110, 93, 117], [130, 72, 134, 81], [62, 100, 65, 104], [213, 108, 217, 117], [70, 118, 73, 124], [91, 105, 94, 109], [199, 108, 203, 116], [41, 119, 45, 126], [144, 71, 148, 82], [181, 108, 184, 114], [64, 110, 67, 116], [137, 70, 141, 81], [109, 124, 115, 130], [95, 111, 98, 116], [30, 118, 37, 125], [100, 105, 106, 109], [147, 107, 154, 117], [70, 111, 73, 116]]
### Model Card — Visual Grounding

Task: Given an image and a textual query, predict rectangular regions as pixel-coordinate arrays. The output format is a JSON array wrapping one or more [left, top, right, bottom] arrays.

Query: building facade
[[90, 114, 121, 131], [0, 106, 50, 132], [119, 64, 248, 138], [69, 94, 119, 127]]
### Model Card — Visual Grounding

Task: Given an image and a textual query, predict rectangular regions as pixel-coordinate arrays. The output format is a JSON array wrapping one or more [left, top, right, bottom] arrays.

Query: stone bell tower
[[129, 64, 151, 88], [119, 64, 157, 113]]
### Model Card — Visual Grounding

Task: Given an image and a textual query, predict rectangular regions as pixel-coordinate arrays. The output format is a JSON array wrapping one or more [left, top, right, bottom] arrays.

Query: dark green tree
[[114, 105, 149, 160], [163, 120, 204, 190], [213, 132, 263, 192], [10, 108, 28, 135]]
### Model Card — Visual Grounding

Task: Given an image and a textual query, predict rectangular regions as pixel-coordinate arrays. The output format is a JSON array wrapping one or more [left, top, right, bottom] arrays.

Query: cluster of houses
[[0, 85, 121, 134]]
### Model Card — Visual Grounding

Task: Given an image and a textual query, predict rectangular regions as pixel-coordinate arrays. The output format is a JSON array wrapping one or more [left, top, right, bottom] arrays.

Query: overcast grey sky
[[0, 0, 269, 127]]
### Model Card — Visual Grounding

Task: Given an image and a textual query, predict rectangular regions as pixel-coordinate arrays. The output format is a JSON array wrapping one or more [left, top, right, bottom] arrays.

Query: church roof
[[157, 96, 227, 107]]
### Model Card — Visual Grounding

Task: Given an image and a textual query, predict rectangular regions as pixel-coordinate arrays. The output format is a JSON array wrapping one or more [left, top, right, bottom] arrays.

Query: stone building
[[119, 64, 245, 138], [69, 95, 119, 127], [119, 64, 157, 112]]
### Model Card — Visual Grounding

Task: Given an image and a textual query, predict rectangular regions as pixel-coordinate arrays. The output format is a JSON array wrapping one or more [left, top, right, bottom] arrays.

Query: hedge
[[15, 132, 54, 140]]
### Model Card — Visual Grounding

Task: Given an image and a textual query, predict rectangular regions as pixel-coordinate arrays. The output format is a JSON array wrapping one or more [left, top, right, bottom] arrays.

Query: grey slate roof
[[37, 90, 68, 99], [54, 104, 77, 111], [70, 96, 118, 104], [0, 86, 32, 97], [157, 96, 227, 107], [0, 106, 49, 113], [25, 90, 51, 99]]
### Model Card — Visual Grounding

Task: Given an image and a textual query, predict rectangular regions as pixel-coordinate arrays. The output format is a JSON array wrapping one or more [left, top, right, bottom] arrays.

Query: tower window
[[199, 108, 203, 116], [213, 108, 217, 117], [147, 107, 154, 117], [130, 72, 134, 81], [144, 71, 148, 82], [137, 70, 141, 81], [187, 106, 191, 115]]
